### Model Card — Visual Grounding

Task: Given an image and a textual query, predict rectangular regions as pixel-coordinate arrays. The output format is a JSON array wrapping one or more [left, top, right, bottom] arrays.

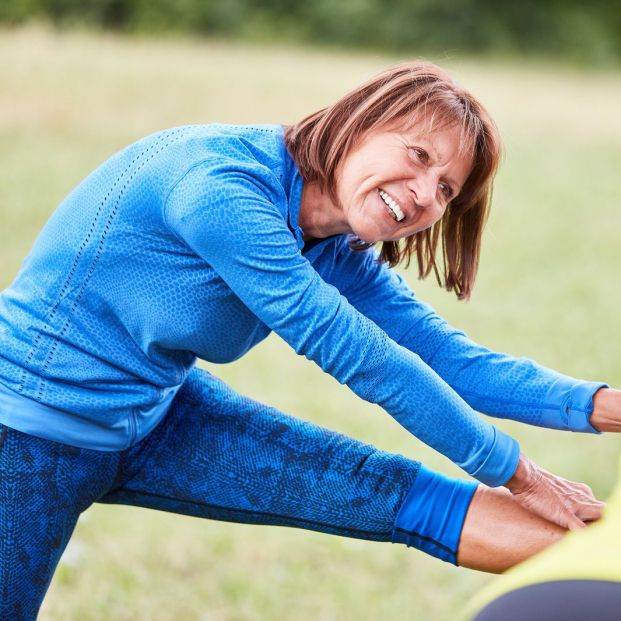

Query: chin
[[356, 234, 382, 245]]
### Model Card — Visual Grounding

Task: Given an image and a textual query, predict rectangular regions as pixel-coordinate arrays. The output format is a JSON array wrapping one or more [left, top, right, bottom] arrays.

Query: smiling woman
[[0, 60, 618, 620], [310, 122, 473, 242], [287, 63, 501, 300]]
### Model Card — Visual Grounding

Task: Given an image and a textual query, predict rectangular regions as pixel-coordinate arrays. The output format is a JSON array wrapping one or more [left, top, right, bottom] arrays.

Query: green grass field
[[1, 24, 620, 621]]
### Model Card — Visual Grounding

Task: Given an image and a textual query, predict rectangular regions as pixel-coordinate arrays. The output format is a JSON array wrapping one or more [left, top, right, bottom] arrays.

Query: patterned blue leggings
[[0, 368, 476, 620]]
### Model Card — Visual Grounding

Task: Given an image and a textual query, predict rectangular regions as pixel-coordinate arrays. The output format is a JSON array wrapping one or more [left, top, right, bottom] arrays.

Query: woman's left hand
[[590, 387, 621, 432], [504, 453, 605, 530]]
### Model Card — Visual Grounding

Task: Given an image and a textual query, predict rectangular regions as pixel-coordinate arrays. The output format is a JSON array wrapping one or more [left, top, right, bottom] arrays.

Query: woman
[[0, 61, 618, 618]]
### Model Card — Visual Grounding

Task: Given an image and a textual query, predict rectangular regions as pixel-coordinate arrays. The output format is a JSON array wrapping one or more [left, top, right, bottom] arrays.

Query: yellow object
[[463, 459, 621, 620]]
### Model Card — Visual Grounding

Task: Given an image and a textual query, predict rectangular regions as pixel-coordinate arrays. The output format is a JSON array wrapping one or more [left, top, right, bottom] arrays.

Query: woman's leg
[[0, 424, 120, 621], [99, 368, 477, 565], [458, 485, 565, 573]]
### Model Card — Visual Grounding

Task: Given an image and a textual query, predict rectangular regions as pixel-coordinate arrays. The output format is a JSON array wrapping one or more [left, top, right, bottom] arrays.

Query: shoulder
[[169, 124, 288, 194], [121, 123, 287, 192], [176, 123, 287, 170], [162, 124, 300, 239], [156, 123, 286, 203]]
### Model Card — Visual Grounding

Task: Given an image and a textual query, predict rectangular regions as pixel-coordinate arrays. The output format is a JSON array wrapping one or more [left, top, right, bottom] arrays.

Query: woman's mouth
[[378, 189, 405, 222]]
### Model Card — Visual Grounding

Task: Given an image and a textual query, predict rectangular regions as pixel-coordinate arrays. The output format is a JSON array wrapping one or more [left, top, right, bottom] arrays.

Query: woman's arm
[[164, 161, 518, 487], [164, 159, 604, 528], [327, 240, 609, 434]]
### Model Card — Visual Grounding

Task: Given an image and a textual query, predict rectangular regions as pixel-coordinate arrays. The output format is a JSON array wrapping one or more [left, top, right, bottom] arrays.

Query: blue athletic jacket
[[0, 124, 607, 486]]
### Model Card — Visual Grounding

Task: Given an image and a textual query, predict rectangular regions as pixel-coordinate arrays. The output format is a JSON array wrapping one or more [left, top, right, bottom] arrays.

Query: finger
[[576, 498, 606, 508], [565, 492, 605, 507], [567, 485, 598, 501], [575, 482, 597, 496], [544, 472, 591, 491], [571, 491, 602, 504], [566, 495, 605, 510], [563, 511, 587, 531], [511, 491, 575, 529], [575, 502, 604, 522], [546, 478, 596, 499], [541, 473, 597, 499], [559, 488, 600, 507]]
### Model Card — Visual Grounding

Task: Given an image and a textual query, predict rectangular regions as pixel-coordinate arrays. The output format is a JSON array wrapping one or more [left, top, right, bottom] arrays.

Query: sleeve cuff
[[542, 379, 609, 434], [469, 428, 520, 487]]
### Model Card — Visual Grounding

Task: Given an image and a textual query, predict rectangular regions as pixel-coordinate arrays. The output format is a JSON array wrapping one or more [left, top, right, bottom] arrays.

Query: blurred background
[[1, 2, 620, 620], [2, 0, 621, 64]]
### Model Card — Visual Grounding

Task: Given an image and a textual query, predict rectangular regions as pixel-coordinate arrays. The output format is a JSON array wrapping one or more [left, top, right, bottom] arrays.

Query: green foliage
[[1, 0, 621, 64]]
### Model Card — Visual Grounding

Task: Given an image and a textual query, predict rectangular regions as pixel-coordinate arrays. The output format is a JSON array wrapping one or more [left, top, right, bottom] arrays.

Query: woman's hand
[[590, 387, 621, 432], [504, 453, 604, 530]]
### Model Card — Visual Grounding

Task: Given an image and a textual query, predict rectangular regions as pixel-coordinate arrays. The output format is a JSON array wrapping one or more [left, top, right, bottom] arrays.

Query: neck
[[298, 181, 349, 241]]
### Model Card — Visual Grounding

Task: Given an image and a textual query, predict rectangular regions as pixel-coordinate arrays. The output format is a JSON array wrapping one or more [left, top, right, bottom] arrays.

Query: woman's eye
[[439, 182, 453, 200], [410, 147, 429, 164]]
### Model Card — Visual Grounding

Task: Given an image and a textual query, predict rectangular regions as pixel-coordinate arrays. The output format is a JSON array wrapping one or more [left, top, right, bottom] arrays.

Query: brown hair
[[284, 61, 502, 301]]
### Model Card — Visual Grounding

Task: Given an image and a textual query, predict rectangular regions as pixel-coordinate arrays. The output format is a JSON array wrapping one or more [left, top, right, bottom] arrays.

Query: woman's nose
[[408, 173, 438, 210]]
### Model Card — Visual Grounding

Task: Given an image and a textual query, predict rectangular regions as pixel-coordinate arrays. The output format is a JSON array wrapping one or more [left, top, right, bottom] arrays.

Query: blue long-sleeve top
[[0, 124, 607, 486]]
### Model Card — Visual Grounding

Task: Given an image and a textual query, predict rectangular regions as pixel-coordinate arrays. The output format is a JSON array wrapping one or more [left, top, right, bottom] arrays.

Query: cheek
[[335, 173, 364, 209], [336, 148, 397, 208], [334, 159, 359, 200], [426, 206, 447, 229]]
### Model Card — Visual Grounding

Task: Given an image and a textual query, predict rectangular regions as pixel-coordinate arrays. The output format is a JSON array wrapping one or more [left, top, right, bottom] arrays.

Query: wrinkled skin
[[505, 453, 604, 530]]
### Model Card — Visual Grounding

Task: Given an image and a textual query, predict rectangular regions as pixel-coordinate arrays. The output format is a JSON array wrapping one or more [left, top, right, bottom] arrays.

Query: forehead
[[394, 113, 475, 156]]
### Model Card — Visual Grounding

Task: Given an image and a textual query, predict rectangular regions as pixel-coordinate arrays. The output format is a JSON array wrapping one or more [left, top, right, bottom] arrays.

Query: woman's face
[[335, 119, 473, 244]]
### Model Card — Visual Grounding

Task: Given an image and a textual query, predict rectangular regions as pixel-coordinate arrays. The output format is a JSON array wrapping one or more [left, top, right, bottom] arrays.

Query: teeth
[[379, 190, 405, 222]]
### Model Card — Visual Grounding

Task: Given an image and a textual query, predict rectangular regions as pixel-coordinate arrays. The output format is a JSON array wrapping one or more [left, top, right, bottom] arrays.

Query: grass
[[1, 24, 620, 621]]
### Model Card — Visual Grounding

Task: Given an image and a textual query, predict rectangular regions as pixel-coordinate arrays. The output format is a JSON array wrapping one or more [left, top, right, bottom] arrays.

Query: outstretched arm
[[164, 160, 518, 487], [164, 157, 604, 529], [328, 240, 609, 434]]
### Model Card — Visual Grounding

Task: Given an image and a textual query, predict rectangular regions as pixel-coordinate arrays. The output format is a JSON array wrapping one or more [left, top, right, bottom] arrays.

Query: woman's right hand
[[504, 453, 605, 530]]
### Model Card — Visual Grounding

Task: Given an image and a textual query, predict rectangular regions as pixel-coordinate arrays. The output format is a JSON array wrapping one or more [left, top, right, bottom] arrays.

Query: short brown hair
[[284, 61, 502, 301]]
